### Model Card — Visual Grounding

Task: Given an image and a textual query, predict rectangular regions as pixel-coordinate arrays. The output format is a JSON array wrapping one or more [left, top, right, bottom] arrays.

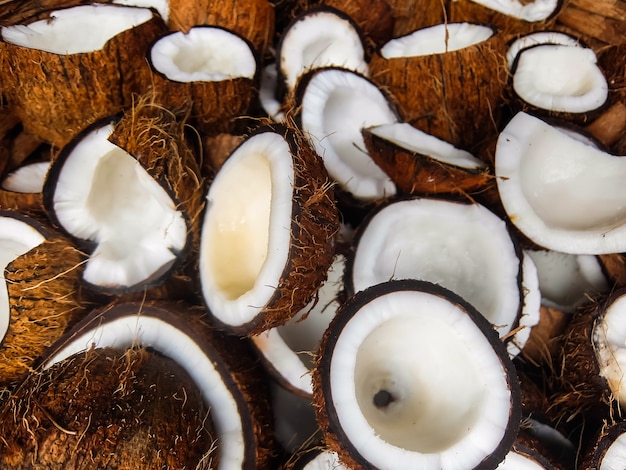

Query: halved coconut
[[313, 279, 521, 469], [277, 7, 368, 100], [449, 0, 561, 24], [295, 67, 398, 201], [199, 124, 339, 336], [497, 444, 557, 470], [581, 421, 626, 470], [35, 301, 275, 469], [0, 4, 167, 147], [506, 30, 582, 70], [495, 112, 626, 255], [347, 197, 538, 354], [0, 160, 50, 214]]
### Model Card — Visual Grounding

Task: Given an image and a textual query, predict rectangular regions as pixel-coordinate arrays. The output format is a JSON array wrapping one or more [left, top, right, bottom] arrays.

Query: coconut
[[199, 123, 339, 336], [580, 421, 626, 470], [0, 4, 167, 148], [505, 30, 582, 71], [555, 0, 626, 49], [282, 446, 348, 470], [497, 444, 558, 469], [0, 346, 218, 469], [312, 279, 521, 469]]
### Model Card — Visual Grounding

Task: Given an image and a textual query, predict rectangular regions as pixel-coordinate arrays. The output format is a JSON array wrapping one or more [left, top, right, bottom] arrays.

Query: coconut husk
[[585, 101, 626, 148], [555, 0, 626, 50], [369, 26, 508, 156], [521, 305, 572, 368], [0, 6, 168, 148], [167, 0, 275, 58], [202, 132, 246, 174], [386, 0, 449, 37], [0, 346, 218, 469], [579, 420, 626, 469], [0, 107, 46, 177], [598, 252, 626, 288], [361, 126, 494, 199]]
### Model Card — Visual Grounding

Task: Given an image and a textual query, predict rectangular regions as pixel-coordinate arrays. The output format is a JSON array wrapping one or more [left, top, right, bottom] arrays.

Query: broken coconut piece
[[37, 301, 275, 469], [497, 444, 557, 469], [581, 420, 626, 470], [296, 67, 398, 201], [0, 160, 50, 214], [362, 122, 492, 197], [496, 112, 626, 255], [199, 124, 339, 336], [450, 0, 561, 23], [506, 30, 582, 70], [348, 197, 538, 354], [313, 279, 521, 469], [0, 4, 167, 148]]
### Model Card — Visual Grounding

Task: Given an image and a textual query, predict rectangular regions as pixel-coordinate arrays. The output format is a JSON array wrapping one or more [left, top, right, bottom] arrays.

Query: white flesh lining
[[280, 11, 367, 90], [305, 451, 347, 470], [513, 45, 607, 113], [331, 290, 511, 469], [601, 433, 626, 470], [352, 199, 521, 337], [1, 161, 51, 193], [506, 32, 581, 70], [468, 0, 558, 22], [381, 23, 493, 58], [301, 69, 397, 200], [259, 63, 285, 121], [0, 218, 46, 343], [496, 112, 626, 254], [113, 0, 169, 22], [52, 123, 187, 288], [199, 132, 293, 327], [596, 295, 626, 408], [42, 316, 245, 470], [151, 28, 256, 82], [0, 4, 152, 54], [496, 451, 544, 469], [369, 123, 485, 169], [508, 253, 540, 358]]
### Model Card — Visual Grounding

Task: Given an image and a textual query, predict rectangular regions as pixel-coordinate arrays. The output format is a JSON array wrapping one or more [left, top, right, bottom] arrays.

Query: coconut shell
[[0, 6, 168, 148], [585, 101, 626, 147], [579, 420, 626, 470], [0, 346, 218, 469], [369, 26, 508, 156], [555, 0, 626, 50], [520, 305, 572, 367], [386, 0, 449, 37]]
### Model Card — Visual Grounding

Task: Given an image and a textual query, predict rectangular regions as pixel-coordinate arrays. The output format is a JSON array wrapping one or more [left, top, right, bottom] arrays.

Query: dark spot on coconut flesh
[[373, 389, 395, 408]]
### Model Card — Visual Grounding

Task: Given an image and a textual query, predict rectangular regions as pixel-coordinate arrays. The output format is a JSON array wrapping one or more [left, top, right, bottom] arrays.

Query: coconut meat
[[52, 123, 187, 288], [351, 199, 521, 338], [495, 451, 545, 469], [1, 161, 51, 193], [0, 218, 46, 344], [381, 23, 493, 58], [367, 123, 485, 169], [508, 252, 541, 358], [595, 295, 626, 408], [512, 45, 608, 113], [506, 31, 581, 70], [465, 0, 559, 22], [150, 27, 256, 83], [113, 0, 169, 22], [43, 315, 245, 470], [200, 132, 293, 327], [600, 432, 626, 470], [496, 112, 626, 254], [304, 451, 347, 470], [259, 63, 285, 121], [300, 69, 397, 200], [332, 290, 512, 468], [1, 4, 153, 54]]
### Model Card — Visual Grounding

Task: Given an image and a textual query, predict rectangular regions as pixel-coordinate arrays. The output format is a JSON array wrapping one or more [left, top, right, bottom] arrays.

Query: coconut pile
[[0, 0, 624, 469]]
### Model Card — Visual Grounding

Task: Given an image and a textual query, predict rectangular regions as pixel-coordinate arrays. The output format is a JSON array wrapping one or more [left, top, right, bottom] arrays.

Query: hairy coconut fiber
[[0, 346, 218, 470], [369, 27, 508, 156], [167, 0, 275, 58], [0, 226, 89, 387], [0, 7, 167, 148]]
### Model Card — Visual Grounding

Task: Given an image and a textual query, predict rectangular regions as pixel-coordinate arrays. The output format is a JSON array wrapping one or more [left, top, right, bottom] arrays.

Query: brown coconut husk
[[202, 132, 246, 174], [585, 101, 626, 148], [369, 25, 508, 157], [579, 420, 626, 469], [555, 0, 626, 50], [0, 346, 218, 469], [167, 0, 275, 59], [521, 305, 572, 368], [597, 252, 626, 288], [386, 0, 449, 37], [0, 6, 168, 148]]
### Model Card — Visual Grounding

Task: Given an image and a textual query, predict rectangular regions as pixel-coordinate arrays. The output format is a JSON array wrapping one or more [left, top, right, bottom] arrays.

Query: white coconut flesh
[[150, 27, 256, 83], [259, 63, 285, 121], [280, 10, 368, 92], [506, 31, 581, 70], [525, 249, 609, 311], [367, 122, 486, 169], [0, 4, 153, 54], [303, 451, 347, 470], [51, 123, 187, 288], [252, 254, 345, 394], [0, 217, 46, 344], [600, 433, 626, 470], [331, 289, 513, 469], [351, 199, 522, 338], [42, 315, 245, 470], [300, 69, 398, 200], [496, 112, 626, 254], [113, 0, 169, 22], [1, 161, 51, 193], [508, 252, 541, 358], [512, 45, 608, 113], [199, 132, 293, 327], [466, 0, 559, 22], [496, 451, 547, 469], [595, 294, 626, 408], [380, 23, 493, 58]]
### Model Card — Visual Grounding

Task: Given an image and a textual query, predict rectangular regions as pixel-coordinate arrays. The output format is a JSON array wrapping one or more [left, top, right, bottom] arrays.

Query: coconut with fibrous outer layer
[[580, 420, 626, 470], [368, 22, 508, 156], [497, 443, 558, 470], [0, 4, 167, 148], [505, 30, 583, 71], [0, 211, 89, 387], [199, 123, 339, 337], [0, 346, 218, 469], [495, 112, 626, 255], [312, 279, 522, 470], [147, 25, 259, 135], [362, 122, 493, 198], [43, 97, 204, 295]]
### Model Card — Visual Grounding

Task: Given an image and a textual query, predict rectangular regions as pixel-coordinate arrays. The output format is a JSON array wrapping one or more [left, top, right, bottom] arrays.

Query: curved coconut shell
[[580, 420, 626, 470], [0, 346, 218, 469]]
